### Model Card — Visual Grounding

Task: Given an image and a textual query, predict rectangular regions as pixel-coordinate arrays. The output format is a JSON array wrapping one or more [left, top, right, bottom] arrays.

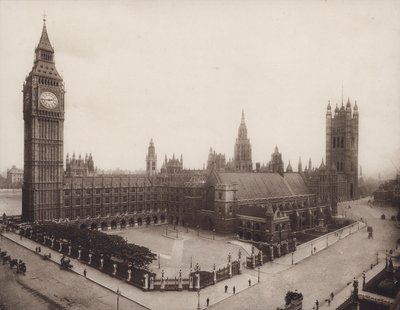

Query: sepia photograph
[[0, 1, 399, 309]]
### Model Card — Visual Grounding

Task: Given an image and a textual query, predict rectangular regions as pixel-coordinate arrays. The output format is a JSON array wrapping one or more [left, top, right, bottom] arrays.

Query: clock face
[[40, 91, 58, 109]]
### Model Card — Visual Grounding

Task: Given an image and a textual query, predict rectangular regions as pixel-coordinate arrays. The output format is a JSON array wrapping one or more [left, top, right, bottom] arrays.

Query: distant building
[[65, 153, 95, 177], [207, 148, 226, 171], [373, 174, 400, 207], [7, 165, 23, 187], [160, 154, 183, 174]]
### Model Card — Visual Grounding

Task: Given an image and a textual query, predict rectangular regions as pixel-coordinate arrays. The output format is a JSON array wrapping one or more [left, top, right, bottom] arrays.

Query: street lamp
[[197, 288, 201, 310], [116, 288, 120, 310], [176, 228, 179, 239], [258, 266, 260, 283], [212, 228, 215, 240], [166, 224, 168, 236]]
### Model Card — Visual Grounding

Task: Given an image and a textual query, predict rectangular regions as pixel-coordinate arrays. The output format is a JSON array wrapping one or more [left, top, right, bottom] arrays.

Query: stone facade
[[326, 99, 359, 200], [22, 19, 64, 222]]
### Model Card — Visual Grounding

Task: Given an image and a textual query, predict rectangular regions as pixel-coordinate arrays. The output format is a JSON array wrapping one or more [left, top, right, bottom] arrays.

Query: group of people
[[224, 284, 236, 294]]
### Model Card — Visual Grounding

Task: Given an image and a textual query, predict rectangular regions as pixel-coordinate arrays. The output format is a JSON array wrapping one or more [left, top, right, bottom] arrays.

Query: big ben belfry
[[22, 18, 65, 221]]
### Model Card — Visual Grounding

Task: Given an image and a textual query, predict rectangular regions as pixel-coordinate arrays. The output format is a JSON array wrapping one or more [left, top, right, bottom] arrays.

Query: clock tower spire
[[22, 18, 65, 221]]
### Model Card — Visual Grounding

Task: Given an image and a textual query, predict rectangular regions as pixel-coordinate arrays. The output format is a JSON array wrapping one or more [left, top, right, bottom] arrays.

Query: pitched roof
[[216, 172, 309, 199], [37, 21, 54, 52]]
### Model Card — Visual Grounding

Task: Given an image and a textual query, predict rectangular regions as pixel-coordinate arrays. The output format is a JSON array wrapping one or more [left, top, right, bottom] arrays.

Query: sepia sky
[[0, 0, 399, 179]]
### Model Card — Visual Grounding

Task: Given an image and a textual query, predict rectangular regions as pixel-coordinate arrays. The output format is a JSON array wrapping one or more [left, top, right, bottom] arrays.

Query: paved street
[[0, 236, 147, 310], [211, 199, 399, 310]]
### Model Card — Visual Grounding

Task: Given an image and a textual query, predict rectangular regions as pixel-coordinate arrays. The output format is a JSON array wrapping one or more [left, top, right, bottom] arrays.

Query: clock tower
[[22, 18, 65, 221]]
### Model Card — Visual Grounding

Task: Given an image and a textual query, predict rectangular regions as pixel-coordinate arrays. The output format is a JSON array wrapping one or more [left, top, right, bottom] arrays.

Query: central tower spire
[[234, 110, 252, 172]]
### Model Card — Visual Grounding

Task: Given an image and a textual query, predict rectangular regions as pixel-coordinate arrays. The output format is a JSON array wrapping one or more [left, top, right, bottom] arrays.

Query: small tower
[[286, 161, 293, 173], [298, 157, 302, 173], [146, 139, 157, 176]]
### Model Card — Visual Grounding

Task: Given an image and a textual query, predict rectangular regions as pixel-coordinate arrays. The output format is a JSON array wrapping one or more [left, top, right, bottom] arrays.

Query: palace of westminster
[[22, 20, 359, 243]]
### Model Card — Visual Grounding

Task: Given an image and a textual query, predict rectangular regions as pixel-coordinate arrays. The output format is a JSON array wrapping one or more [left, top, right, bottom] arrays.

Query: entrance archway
[[80, 223, 88, 230], [90, 223, 98, 230], [137, 218, 143, 226], [160, 214, 166, 223], [145, 217, 151, 225], [153, 216, 158, 224]]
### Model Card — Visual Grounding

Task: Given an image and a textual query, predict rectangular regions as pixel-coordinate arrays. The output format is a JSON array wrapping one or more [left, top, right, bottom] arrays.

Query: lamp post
[[158, 253, 161, 269], [212, 228, 215, 240], [116, 288, 120, 310], [197, 288, 201, 310], [166, 224, 168, 236], [176, 228, 179, 239], [291, 252, 294, 265], [197, 225, 200, 237], [257, 266, 260, 283]]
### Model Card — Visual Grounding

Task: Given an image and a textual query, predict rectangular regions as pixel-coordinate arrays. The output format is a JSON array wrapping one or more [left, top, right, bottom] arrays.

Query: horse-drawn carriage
[[60, 256, 73, 270]]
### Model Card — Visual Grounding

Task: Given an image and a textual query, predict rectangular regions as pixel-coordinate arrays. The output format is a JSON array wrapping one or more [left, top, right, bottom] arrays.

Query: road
[[0, 235, 146, 310], [211, 199, 399, 310]]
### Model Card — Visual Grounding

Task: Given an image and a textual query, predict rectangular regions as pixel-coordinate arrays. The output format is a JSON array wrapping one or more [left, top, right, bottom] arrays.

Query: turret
[[298, 157, 302, 172], [286, 161, 293, 173]]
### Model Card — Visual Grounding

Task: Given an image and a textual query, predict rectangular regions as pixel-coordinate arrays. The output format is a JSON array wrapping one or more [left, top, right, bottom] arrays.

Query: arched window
[[333, 137, 336, 148], [341, 162, 344, 171], [336, 162, 339, 171], [341, 136, 344, 148]]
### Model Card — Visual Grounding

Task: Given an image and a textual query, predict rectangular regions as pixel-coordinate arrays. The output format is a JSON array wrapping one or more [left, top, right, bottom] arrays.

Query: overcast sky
[[0, 0, 399, 179]]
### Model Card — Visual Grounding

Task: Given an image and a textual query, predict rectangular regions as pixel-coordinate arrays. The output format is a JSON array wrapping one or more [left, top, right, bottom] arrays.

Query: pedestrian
[[328, 299, 331, 306], [224, 285, 228, 293], [248, 279, 251, 286], [314, 247, 316, 253], [83, 268, 87, 277], [20, 234, 22, 240], [233, 286, 236, 294], [38, 246, 41, 253], [330, 292, 334, 300], [35, 247, 37, 253], [206, 297, 209, 307], [316, 299, 319, 309]]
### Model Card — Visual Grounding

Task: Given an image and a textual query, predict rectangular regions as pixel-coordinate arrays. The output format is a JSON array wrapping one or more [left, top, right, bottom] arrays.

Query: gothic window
[[64, 199, 70, 206], [229, 206, 233, 215], [105, 197, 110, 204], [341, 136, 344, 148], [218, 192, 223, 200], [114, 197, 119, 203], [95, 197, 100, 204], [95, 189, 101, 194], [336, 162, 339, 171], [341, 162, 344, 171], [75, 198, 81, 206], [333, 137, 336, 148]]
